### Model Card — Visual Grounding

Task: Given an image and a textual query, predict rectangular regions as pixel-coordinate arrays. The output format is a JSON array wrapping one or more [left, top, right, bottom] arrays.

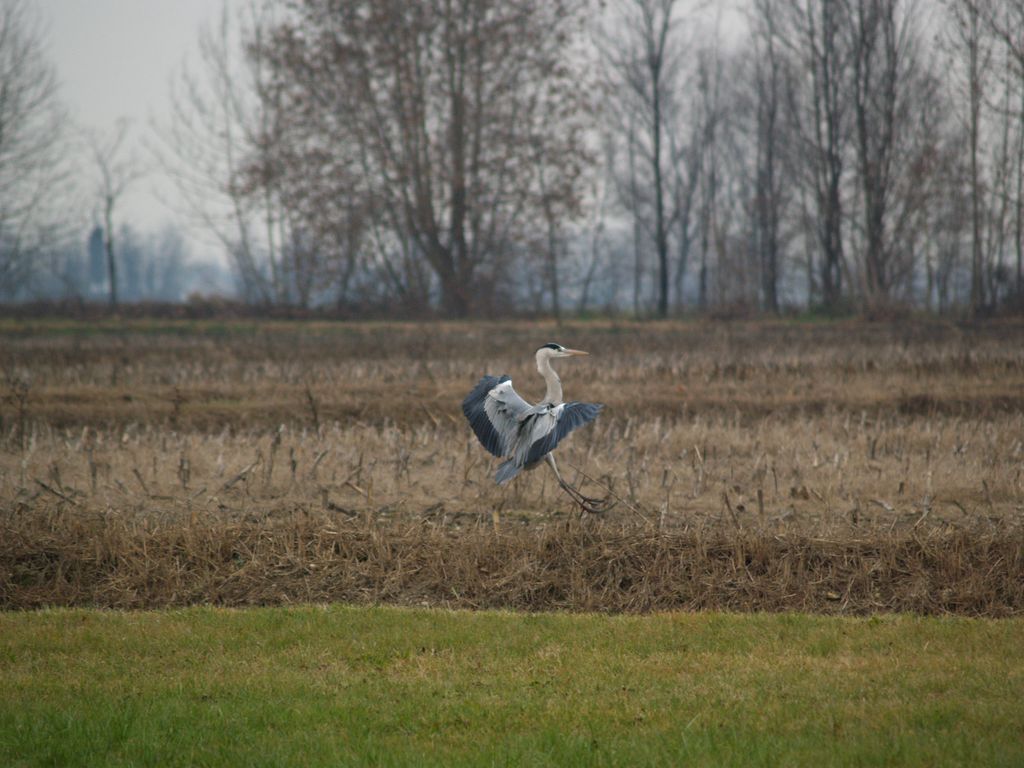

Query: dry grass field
[[1, 318, 1023, 614]]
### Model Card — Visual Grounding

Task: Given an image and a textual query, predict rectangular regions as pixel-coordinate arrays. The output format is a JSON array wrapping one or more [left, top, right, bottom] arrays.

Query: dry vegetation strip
[[4, 318, 1024, 430], [1, 319, 1022, 614], [2, 511, 1023, 615]]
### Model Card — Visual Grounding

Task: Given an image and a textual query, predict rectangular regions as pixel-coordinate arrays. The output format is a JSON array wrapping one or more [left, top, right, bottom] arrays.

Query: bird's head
[[536, 342, 589, 364]]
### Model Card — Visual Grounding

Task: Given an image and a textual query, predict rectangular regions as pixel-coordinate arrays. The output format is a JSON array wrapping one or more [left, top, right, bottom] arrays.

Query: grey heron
[[462, 343, 612, 514]]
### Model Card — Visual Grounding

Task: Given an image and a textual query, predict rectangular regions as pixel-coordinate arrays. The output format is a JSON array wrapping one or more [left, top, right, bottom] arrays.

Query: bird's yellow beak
[[564, 348, 589, 356]]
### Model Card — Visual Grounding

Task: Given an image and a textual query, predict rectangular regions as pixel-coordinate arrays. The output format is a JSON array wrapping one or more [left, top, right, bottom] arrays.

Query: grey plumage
[[462, 375, 514, 458], [461, 346, 603, 485]]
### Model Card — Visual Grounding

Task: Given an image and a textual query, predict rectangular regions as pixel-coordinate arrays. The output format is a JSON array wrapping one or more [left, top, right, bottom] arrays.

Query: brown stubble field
[[1, 318, 1023, 614]]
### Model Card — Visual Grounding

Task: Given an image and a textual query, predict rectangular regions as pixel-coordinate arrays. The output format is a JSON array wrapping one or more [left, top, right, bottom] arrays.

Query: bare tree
[[946, 0, 993, 314], [749, 0, 794, 313], [624, 114, 646, 315], [602, 0, 689, 317], [1017, 39, 1024, 299], [851, 0, 897, 306], [0, 0, 71, 298], [154, 2, 297, 305], [89, 119, 143, 307], [577, 131, 616, 314], [965, 0, 1024, 301], [694, 45, 724, 310], [848, 0, 942, 308], [536, 151, 570, 320], [981, 25, 1019, 307], [669, 117, 701, 311], [777, 0, 853, 311], [257, 0, 591, 317]]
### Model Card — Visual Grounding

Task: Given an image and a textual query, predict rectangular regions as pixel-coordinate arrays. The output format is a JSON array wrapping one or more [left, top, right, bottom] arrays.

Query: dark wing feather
[[462, 375, 509, 457], [463, 375, 533, 457], [524, 401, 603, 465]]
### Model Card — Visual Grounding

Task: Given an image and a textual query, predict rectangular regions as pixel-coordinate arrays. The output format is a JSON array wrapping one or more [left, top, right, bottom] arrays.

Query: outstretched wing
[[462, 375, 533, 458], [518, 401, 603, 467]]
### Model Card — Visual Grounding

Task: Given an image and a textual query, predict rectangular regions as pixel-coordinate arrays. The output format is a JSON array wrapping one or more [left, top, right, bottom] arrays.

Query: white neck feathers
[[536, 352, 563, 405]]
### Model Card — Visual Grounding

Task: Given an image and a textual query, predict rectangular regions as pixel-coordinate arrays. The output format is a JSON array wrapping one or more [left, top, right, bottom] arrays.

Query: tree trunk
[[104, 196, 117, 307], [440, 270, 470, 318], [627, 122, 643, 317], [698, 213, 709, 311], [757, 91, 780, 314], [809, 0, 846, 311], [1017, 85, 1023, 296], [821, 178, 844, 309], [544, 206, 561, 321], [675, 213, 692, 312], [652, 68, 669, 318], [968, 5, 985, 315], [752, 1, 782, 315]]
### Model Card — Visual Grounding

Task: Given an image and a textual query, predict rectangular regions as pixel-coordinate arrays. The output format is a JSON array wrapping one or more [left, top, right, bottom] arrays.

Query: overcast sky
[[37, 0, 243, 262], [34, 0, 743, 268]]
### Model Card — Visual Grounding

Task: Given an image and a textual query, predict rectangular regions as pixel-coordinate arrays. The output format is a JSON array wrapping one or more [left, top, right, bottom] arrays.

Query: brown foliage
[[2, 509, 1022, 615], [1, 319, 1023, 614]]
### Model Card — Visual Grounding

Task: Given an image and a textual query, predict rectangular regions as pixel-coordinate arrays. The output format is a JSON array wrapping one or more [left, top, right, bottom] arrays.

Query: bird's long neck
[[537, 355, 562, 405]]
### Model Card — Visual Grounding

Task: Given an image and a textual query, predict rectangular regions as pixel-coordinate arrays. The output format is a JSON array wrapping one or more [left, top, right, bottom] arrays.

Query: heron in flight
[[462, 343, 612, 514]]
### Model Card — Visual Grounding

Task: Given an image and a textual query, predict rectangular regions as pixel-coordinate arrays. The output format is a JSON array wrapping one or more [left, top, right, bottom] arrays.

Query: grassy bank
[[1, 606, 1022, 766]]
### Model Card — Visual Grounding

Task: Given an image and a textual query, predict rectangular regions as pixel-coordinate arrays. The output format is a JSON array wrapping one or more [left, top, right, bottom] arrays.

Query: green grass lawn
[[1, 607, 1021, 767]]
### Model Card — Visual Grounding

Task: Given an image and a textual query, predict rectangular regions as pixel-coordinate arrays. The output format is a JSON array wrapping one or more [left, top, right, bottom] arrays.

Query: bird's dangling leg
[[545, 454, 614, 515]]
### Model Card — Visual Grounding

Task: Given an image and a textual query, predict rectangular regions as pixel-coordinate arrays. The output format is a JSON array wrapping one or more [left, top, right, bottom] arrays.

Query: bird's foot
[[559, 481, 615, 515]]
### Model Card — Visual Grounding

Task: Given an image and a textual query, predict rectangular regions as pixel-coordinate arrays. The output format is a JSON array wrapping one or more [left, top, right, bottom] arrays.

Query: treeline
[[4, 0, 1024, 317], [0, 1, 233, 305], [9, 225, 222, 304]]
